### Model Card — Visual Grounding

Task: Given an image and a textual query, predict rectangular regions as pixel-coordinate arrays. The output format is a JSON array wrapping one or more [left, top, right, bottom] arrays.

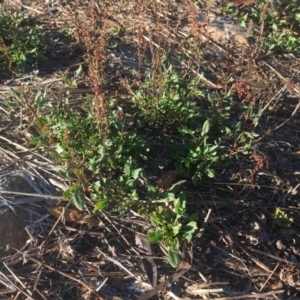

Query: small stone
[[276, 240, 286, 250]]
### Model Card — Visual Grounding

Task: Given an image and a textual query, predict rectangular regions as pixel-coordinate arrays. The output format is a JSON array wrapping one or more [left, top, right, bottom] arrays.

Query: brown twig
[[25, 256, 105, 299]]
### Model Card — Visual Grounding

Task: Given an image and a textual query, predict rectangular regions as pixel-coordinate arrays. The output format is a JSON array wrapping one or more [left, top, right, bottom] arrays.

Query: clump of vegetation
[[5, 0, 294, 268], [275, 207, 294, 237], [132, 64, 202, 129], [221, 0, 300, 53], [2, 1, 300, 298], [24, 52, 259, 266], [0, 11, 46, 74]]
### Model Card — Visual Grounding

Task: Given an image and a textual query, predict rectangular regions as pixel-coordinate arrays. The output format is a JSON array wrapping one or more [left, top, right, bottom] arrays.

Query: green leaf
[[29, 138, 42, 148], [72, 192, 84, 211], [172, 224, 182, 236], [109, 158, 116, 170], [175, 198, 185, 214], [125, 179, 135, 188], [245, 132, 259, 139], [150, 212, 164, 226], [132, 168, 143, 180], [63, 187, 71, 199], [49, 150, 61, 159], [74, 64, 82, 77], [183, 221, 198, 241], [147, 185, 157, 199], [147, 229, 163, 243], [130, 189, 139, 200], [167, 193, 176, 200], [10, 88, 22, 101], [124, 163, 131, 176], [208, 145, 219, 154], [20, 53, 26, 62], [118, 202, 127, 214], [93, 181, 101, 192], [202, 119, 210, 136], [92, 153, 109, 165], [169, 250, 180, 268], [206, 168, 214, 178], [225, 126, 231, 134], [94, 199, 109, 211], [171, 237, 180, 251]]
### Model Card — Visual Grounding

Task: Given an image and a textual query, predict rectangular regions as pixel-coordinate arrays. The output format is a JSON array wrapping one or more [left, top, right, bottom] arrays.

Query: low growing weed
[[32, 96, 149, 211], [25, 54, 259, 267], [275, 207, 294, 237], [132, 64, 202, 130], [0, 11, 46, 74], [221, 0, 300, 53], [132, 65, 259, 181], [146, 190, 198, 267]]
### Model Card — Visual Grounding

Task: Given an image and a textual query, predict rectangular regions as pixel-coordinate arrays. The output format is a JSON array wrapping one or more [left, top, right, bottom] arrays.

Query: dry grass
[[1, 0, 300, 299]]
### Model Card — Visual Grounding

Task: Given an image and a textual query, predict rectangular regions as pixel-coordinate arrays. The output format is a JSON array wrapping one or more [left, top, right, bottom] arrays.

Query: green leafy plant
[[275, 207, 294, 236], [31, 95, 149, 209], [26, 49, 259, 267], [29, 87, 199, 267], [132, 64, 203, 129], [166, 119, 222, 181], [133, 70, 258, 182], [263, 24, 300, 52], [0, 11, 46, 73], [221, 0, 300, 53], [146, 190, 197, 267]]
